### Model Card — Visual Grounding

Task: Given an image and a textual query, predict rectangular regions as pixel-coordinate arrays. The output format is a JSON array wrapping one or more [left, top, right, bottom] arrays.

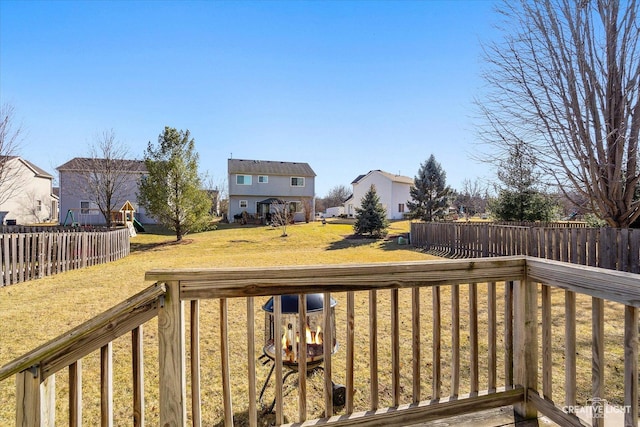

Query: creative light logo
[[563, 398, 631, 418]]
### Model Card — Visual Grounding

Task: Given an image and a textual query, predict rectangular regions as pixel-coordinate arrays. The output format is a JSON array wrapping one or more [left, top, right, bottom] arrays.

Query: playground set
[[62, 200, 145, 235]]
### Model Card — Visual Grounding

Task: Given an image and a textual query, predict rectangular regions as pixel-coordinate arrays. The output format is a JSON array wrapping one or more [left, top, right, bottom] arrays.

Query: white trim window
[[290, 201, 302, 212], [258, 175, 268, 183], [236, 175, 252, 185], [239, 200, 248, 209], [36, 200, 42, 212], [290, 177, 305, 187], [80, 200, 98, 215]]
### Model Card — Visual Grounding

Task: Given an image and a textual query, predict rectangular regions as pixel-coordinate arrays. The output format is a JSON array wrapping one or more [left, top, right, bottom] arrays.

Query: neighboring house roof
[[0, 156, 54, 179], [228, 158, 316, 177], [351, 170, 413, 185], [57, 157, 146, 172]]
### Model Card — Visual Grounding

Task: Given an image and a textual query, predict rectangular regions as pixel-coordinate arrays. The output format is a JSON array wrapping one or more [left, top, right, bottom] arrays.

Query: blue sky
[[1, 0, 498, 197]]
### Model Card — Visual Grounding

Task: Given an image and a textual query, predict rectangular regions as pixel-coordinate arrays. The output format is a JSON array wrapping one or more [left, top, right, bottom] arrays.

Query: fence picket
[[0, 228, 130, 286], [411, 223, 639, 273]]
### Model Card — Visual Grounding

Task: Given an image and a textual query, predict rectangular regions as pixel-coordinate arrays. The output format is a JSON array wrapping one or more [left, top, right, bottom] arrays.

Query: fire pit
[[262, 293, 337, 368], [260, 293, 344, 411]]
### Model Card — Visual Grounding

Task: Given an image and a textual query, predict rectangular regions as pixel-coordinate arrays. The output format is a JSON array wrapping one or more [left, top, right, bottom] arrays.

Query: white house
[[0, 156, 58, 225], [344, 170, 413, 220]]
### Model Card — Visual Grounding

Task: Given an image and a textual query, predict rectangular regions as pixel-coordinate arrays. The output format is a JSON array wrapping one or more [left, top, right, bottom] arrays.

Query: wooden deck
[[1, 256, 638, 426], [410, 406, 558, 426]]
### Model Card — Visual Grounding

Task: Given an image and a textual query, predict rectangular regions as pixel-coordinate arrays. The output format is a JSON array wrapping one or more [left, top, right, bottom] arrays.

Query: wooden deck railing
[[0, 257, 638, 426]]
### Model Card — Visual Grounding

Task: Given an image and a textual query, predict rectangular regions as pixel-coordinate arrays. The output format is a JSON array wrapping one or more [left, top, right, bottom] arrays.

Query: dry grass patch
[[0, 220, 630, 425]]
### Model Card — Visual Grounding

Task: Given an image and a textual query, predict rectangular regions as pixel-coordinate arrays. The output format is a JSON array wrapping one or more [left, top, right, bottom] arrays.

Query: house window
[[258, 175, 268, 183], [236, 175, 252, 185], [398, 203, 405, 213], [290, 201, 302, 212], [80, 201, 98, 215], [36, 200, 42, 212], [291, 177, 305, 187], [239, 200, 248, 209]]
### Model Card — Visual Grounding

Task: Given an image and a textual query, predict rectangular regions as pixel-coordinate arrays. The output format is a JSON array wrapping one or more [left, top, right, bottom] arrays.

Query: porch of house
[[1, 256, 638, 426]]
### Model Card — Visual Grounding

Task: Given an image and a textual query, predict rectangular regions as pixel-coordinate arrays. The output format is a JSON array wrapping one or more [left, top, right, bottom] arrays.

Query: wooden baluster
[[432, 286, 441, 399], [592, 297, 604, 427], [564, 291, 576, 407], [132, 326, 145, 427], [247, 297, 258, 427], [369, 290, 379, 410], [323, 292, 334, 416], [69, 361, 82, 427], [451, 284, 460, 397], [624, 306, 638, 426], [190, 301, 201, 427], [298, 294, 307, 422], [346, 291, 355, 412], [469, 282, 478, 394], [488, 282, 497, 391], [412, 287, 421, 403], [504, 281, 514, 387], [220, 298, 233, 427], [391, 288, 400, 406], [274, 296, 284, 424], [541, 285, 552, 400], [100, 342, 113, 427]]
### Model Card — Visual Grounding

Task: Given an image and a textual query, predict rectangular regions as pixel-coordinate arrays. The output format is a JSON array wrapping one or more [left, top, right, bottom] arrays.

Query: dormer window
[[291, 177, 305, 187]]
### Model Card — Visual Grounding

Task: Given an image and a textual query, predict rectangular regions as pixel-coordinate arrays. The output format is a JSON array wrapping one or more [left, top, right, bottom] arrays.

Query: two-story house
[[228, 158, 316, 223], [0, 156, 58, 225], [344, 170, 413, 220], [57, 157, 155, 226]]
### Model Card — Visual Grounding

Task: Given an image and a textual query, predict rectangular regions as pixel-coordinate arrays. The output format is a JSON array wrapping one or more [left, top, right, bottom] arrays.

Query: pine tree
[[407, 155, 452, 222], [489, 140, 557, 221], [137, 127, 213, 241], [354, 185, 389, 238]]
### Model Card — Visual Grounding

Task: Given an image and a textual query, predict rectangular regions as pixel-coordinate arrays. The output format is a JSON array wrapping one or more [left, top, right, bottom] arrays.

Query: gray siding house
[[57, 157, 155, 226], [228, 158, 316, 223]]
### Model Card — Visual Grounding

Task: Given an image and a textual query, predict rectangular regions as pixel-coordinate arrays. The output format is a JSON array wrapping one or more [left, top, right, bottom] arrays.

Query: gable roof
[[228, 158, 316, 176], [352, 170, 413, 185], [0, 156, 54, 179], [57, 157, 146, 172]]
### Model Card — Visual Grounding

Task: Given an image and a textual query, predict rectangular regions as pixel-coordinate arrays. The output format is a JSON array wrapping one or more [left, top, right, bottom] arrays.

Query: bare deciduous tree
[[0, 104, 24, 205], [270, 199, 292, 237], [71, 130, 141, 228], [477, 0, 640, 227]]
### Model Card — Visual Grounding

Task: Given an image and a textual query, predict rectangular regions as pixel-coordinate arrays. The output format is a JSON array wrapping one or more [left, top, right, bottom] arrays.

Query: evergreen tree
[[407, 155, 452, 222], [138, 127, 213, 241], [489, 140, 557, 221], [354, 185, 389, 238]]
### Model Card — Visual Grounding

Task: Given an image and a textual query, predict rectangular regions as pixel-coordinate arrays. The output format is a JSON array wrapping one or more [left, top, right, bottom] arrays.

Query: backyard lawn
[[0, 219, 442, 425], [0, 219, 626, 425]]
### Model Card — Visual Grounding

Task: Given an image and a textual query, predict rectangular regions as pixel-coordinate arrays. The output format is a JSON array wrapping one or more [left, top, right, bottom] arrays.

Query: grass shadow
[[325, 233, 409, 251]]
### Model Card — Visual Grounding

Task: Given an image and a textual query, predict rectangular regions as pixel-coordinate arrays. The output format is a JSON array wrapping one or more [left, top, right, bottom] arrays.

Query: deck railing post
[[513, 278, 538, 421], [158, 281, 186, 426], [16, 367, 55, 426]]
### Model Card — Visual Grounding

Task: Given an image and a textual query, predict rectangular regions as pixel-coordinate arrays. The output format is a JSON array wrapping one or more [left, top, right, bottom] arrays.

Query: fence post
[[513, 278, 538, 422], [158, 280, 186, 425]]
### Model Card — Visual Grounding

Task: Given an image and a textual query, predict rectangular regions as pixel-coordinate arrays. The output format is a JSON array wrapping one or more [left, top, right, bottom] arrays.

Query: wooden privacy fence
[[410, 222, 640, 273], [0, 227, 130, 286]]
